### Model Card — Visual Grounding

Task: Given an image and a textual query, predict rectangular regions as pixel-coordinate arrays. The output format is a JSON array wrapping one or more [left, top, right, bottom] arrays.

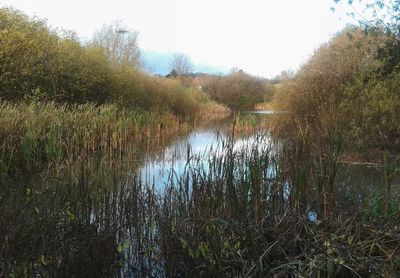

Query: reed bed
[[157, 135, 399, 277], [231, 113, 274, 135], [1, 131, 398, 277], [0, 101, 190, 178], [194, 101, 230, 122]]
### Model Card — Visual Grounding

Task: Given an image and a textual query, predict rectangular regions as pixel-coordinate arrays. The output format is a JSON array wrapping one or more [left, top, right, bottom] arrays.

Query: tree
[[200, 71, 268, 109], [169, 53, 194, 76], [0, 7, 59, 100], [92, 20, 141, 68], [332, 1, 400, 76], [165, 69, 178, 78], [332, 0, 400, 40], [0, 7, 115, 103]]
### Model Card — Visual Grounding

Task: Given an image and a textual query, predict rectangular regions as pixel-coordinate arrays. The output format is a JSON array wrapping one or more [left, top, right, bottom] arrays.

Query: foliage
[[0, 101, 187, 177], [272, 27, 400, 216], [200, 71, 274, 109], [0, 7, 60, 100], [1, 133, 398, 276], [332, 0, 400, 40], [0, 7, 220, 118], [274, 26, 400, 152]]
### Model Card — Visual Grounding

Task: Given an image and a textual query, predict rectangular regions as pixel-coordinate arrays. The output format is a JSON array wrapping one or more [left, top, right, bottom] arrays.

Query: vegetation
[[0, 101, 192, 178], [157, 137, 399, 276], [332, 0, 400, 40], [272, 22, 400, 227], [1, 134, 398, 276], [168, 52, 194, 77], [0, 7, 223, 118], [0, 3, 399, 277], [274, 26, 400, 154], [92, 20, 142, 69], [200, 70, 275, 109]]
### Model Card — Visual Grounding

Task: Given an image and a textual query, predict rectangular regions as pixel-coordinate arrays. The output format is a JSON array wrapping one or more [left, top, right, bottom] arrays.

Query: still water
[[139, 125, 265, 189], [137, 111, 399, 204]]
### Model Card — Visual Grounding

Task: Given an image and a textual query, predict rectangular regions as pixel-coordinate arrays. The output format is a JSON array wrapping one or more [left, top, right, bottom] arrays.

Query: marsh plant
[[1, 132, 398, 277], [0, 101, 192, 179]]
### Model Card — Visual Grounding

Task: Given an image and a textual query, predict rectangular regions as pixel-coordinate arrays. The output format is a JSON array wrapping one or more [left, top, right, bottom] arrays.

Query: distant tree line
[[163, 53, 274, 109]]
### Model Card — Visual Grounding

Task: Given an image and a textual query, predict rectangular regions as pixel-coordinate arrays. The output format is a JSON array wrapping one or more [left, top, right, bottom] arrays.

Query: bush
[[274, 27, 389, 150], [201, 71, 272, 109]]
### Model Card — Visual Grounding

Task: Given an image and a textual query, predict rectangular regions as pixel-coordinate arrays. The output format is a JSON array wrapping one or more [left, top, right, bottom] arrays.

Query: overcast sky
[[0, 0, 355, 78]]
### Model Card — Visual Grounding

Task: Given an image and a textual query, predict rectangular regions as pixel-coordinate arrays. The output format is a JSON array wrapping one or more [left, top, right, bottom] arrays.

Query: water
[[336, 163, 400, 207], [136, 111, 399, 202], [244, 110, 276, 115], [138, 127, 270, 189]]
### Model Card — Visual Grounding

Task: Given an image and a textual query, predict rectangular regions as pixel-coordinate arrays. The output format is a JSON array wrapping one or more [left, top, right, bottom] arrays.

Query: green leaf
[[179, 238, 188, 249], [66, 209, 75, 220], [39, 255, 47, 266]]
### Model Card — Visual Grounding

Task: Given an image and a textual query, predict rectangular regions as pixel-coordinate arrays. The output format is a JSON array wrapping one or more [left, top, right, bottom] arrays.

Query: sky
[[0, 0, 356, 78]]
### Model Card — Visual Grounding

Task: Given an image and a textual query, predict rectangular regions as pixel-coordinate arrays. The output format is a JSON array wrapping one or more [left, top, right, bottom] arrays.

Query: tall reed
[[1, 121, 398, 277], [0, 101, 189, 178]]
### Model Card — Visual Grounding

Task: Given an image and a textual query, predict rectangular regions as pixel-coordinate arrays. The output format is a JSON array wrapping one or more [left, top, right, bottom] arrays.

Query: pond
[[136, 111, 399, 203], [135, 110, 400, 229], [138, 117, 268, 190], [1, 110, 399, 277]]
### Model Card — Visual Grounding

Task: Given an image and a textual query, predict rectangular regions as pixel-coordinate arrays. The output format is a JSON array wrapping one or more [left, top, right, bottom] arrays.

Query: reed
[[0, 101, 189, 178], [156, 134, 399, 277], [0, 119, 398, 277]]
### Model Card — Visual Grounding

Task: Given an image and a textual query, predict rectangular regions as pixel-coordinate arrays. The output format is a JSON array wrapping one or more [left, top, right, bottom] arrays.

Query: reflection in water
[[244, 110, 276, 115], [307, 210, 318, 222], [139, 125, 272, 190], [336, 163, 400, 207], [140, 129, 224, 188], [139, 119, 399, 206]]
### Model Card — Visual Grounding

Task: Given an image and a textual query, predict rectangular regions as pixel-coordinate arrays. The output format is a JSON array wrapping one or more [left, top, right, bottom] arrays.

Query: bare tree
[[92, 20, 141, 68], [169, 53, 194, 76], [332, 0, 400, 41]]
